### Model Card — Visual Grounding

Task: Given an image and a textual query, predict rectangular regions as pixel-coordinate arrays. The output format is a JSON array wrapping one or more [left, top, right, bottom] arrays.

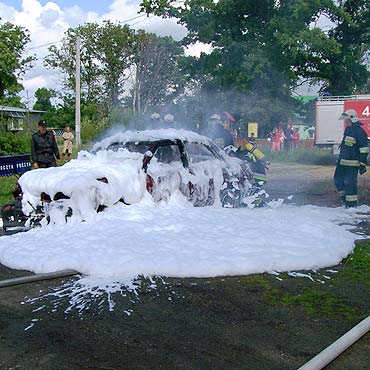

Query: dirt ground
[[0, 162, 369, 370], [265, 162, 370, 207]]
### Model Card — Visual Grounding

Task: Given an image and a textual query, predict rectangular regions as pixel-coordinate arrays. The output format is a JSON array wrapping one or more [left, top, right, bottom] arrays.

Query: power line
[[121, 13, 147, 23], [130, 15, 156, 26], [26, 40, 63, 52]]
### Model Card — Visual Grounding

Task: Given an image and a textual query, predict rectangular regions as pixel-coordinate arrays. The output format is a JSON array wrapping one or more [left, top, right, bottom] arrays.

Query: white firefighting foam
[[0, 199, 365, 280], [19, 150, 148, 223], [19, 129, 253, 225], [0, 129, 366, 283]]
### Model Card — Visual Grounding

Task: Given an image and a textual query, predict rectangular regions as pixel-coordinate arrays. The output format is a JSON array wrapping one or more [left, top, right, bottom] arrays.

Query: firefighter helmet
[[164, 113, 174, 123], [151, 112, 160, 120], [339, 109, 358, 123], [209, 113, 222, 125], [210, 113, 221, 120]]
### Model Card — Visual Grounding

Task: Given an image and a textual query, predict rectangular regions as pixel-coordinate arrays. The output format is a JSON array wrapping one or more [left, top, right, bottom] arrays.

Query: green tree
[[45, 22, 186, 122], [141, 0, 369, 130], [45, 23, 103, 102], [321, 0, 370, 94], [0, 22, 35, 102], [33, 87, 56, 111], [95, 21, 134, 108], [45, 21, 135, 109], [141, 0, 341, 88], [130, 30, 185, 114]]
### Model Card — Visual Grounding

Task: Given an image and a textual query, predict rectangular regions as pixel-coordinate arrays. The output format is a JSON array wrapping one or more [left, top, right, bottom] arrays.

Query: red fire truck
[[315, 95, 370, 153]]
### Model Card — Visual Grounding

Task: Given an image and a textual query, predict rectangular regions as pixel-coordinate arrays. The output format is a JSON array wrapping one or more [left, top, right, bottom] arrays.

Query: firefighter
[[0, 182, 27, 232], [31, 120, 60, 168], [202, 113, 234, 148], [334, 109, 369, 207], [234, 138, 269, 185], [149, 112, 162, 128], [163, 113, 178, 128]]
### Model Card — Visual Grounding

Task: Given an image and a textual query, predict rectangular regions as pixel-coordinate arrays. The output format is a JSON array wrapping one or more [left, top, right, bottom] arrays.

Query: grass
[[0, 176, 18, 205], [339, 243, 370, 288], [258, 242, 370, 325], [236, 243, 370, 324], [267, 288, 359, 323]]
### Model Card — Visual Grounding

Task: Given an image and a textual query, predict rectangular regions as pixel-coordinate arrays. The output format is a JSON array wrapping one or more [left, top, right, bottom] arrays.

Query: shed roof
[[0, 105, 45, 114]]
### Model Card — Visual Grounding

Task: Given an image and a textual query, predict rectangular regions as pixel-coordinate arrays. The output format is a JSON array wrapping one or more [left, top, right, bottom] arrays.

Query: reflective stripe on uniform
[[254, 173, 267, 181], [359, 146, 370, 154], [345, 195, 358, 202], [344, 136, 356, 146], [340, 159, 360, 166], [338, 190, 345, 196]]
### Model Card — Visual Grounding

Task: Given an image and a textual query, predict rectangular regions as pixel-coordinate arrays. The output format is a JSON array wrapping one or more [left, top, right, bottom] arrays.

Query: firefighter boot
[[338, 190, 346, 206]]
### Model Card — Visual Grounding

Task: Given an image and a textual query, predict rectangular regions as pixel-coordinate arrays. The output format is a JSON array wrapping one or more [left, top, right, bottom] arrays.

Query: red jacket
[[291, 131, 300, 144]]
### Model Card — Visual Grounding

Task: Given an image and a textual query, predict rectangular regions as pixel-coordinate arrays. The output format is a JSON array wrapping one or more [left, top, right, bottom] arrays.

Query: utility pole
[[75, 36, 81, 148], [25, 91, 32, 131]]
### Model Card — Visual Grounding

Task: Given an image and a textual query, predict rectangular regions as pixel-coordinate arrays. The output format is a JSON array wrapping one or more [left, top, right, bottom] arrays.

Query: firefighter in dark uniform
[[334, 109, 369, 207], [202, 114, 234, 149], [31, 120, 60, 168]]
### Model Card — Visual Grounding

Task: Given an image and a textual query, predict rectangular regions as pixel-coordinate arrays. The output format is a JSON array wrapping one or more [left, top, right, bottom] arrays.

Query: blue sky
[[2, 0, 110, 13]]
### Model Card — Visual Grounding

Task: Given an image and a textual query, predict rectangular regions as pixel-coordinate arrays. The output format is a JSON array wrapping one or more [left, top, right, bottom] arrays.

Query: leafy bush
[[81, 107, 137, 145], [0, 132, 31, 155], [81, 117, 109, 144]]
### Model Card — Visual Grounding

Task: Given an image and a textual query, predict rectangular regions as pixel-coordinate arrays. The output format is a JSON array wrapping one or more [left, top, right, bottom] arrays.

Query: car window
[[124, 142, 150, 154], [154, 144, 182, 164], [106, 142, 149, 154], [185, 143, 217, 163], [106, 142, 123, 151]]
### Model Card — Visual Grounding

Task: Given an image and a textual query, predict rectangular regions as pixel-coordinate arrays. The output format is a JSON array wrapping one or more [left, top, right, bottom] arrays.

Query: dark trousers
[[334, 164, 358, 207], [38, 161, 57, 168]]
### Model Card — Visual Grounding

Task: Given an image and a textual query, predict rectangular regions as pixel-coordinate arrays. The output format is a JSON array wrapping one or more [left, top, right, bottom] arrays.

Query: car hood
[[19, 150, 146, 215]]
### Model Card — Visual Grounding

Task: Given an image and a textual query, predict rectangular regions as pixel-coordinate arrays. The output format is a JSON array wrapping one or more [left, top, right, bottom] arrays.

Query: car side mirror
[[144, 150, 153, 158]]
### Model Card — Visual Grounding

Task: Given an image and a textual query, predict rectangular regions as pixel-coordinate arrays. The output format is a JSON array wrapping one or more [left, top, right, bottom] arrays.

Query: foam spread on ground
[[0, 200, 364, 279]]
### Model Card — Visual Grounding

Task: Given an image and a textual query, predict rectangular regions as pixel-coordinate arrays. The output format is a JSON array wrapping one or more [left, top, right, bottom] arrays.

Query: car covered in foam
[[19, 129, 260, 224]]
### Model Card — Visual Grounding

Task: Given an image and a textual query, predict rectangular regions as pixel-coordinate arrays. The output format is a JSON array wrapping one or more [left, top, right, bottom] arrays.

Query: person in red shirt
[[271, 128, 281, 151], [291, 127, 300, 149]]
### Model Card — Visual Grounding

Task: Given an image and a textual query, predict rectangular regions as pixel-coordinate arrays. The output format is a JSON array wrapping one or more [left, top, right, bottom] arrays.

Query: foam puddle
[[23, 275, 185, 330], [1, 203, 365, 280], [1, 198, 368, 329]]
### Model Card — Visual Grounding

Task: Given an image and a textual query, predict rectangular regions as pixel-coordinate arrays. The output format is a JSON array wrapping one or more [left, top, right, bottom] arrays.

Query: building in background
[[293, 95, 316, 140], [292, 122, 315, 140], [0, 105, 45, 132]]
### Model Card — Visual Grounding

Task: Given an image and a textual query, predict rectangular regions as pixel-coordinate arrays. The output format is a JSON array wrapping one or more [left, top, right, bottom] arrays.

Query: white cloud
[[23, 75, 47, 92], [38, 7, 60, 29], [0, 2, 16, 21], [100, 0, 186, 40], [62, 5, 99, 27]]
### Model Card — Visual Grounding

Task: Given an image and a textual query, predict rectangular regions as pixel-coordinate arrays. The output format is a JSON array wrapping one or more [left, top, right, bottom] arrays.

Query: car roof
[[92, 128, 213, 152]]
